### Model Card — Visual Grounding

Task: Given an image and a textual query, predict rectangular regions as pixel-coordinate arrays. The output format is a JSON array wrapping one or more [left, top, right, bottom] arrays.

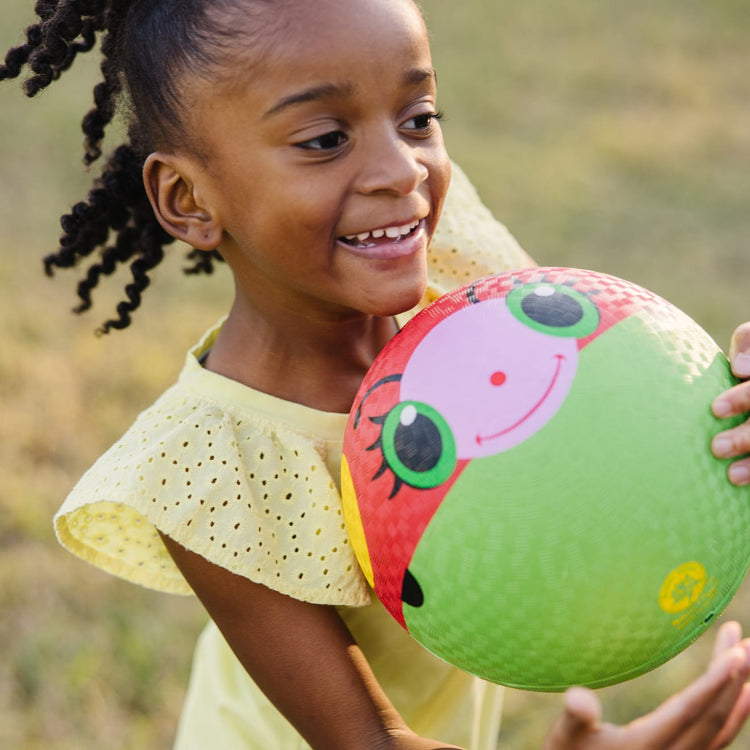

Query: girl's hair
[[0, 0, 257, 332]]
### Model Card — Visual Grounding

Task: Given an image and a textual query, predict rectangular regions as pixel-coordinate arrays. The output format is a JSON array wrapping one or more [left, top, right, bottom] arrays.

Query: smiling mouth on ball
[[475, 354, 565, 446]]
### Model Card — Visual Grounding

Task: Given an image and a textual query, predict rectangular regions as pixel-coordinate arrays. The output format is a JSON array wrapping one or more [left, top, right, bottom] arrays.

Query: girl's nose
[[357, 132, 429, 196]]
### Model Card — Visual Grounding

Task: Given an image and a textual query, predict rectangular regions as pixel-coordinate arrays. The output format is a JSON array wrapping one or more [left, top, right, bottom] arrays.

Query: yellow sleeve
[[53, 351, 371, 606]]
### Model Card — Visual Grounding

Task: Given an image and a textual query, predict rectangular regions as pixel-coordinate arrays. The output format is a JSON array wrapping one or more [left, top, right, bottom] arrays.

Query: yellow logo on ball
[[658, 562, 707, 614]]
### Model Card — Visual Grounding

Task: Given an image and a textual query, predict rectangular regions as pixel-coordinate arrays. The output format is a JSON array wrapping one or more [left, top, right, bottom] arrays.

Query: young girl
[[4, 1, 750, 748]]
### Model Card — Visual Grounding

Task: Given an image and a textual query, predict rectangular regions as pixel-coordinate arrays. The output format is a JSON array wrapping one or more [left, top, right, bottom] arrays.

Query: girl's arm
[[712, 322, 750, 485], [159, 532, 462, 750]]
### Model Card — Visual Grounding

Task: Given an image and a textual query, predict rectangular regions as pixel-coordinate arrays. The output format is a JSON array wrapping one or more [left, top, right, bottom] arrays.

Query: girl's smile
[[339, 218, 427, 259], [342, 218, 422, 246]]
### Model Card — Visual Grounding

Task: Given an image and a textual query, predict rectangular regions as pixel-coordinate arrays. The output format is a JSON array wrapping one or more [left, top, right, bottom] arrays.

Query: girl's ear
[[143, 152, 223, 251]]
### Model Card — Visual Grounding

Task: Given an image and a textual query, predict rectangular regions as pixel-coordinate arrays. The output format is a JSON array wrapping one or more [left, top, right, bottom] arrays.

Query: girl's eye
[[403, 110, 444, 132], [507, 282, 600, 338], [297, 130, 348, 151]]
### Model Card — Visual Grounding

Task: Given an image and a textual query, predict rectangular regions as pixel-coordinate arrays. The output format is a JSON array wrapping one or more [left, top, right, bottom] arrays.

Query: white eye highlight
[[400, 404, 418, 426], [535, 285, 556, 297]]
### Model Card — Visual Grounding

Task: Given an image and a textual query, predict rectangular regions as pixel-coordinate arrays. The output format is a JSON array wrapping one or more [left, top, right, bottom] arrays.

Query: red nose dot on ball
[[490, 371, 507, 386]]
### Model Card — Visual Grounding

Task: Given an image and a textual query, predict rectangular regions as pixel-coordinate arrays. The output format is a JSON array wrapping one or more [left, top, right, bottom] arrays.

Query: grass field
[[1, 1, 749, 748]]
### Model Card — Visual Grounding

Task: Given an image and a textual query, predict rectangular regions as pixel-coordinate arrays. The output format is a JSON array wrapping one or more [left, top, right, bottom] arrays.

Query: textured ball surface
[[341, 267, 750, 691]]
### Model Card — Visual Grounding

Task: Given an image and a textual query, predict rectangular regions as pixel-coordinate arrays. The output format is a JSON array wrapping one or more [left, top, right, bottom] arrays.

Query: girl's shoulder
[[53, 323, 370, 606]]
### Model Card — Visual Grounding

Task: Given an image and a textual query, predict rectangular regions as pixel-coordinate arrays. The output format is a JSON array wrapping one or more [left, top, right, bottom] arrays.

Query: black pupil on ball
[[394, 414, 442, 472], [521, 289, 584, 328]]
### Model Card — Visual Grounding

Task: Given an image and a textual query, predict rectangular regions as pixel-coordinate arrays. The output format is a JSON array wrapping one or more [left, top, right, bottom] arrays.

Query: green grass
[[1, 1, 749, 747]]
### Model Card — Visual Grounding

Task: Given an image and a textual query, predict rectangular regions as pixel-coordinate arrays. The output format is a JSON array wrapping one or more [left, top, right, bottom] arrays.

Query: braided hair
[[0, 0, 252, 332]]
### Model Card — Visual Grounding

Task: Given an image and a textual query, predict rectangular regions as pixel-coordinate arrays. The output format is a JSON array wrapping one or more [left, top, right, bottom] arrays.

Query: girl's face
[[185, 0, 450, 321]]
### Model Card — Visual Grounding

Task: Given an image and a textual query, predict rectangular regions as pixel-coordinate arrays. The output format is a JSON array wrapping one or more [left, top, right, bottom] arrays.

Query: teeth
[[342, 219, 420, 243]]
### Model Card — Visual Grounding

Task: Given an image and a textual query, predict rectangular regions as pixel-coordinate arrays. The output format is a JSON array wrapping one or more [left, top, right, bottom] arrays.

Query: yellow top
[[53, 162, 533, 600], [53, 162, 533, 749]]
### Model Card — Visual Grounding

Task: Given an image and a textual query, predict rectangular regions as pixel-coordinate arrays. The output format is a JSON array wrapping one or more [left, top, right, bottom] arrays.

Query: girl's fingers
[[712, 381, 750, 421], [671, 656, 750, 750], [543, 688, 604, 750], [712, 621, 743, 660], [711, 421, 750, 485], [563, 687, 603, 728], [711, 381, 750, 487], [712, 328, 750, 486], [728, 323, 750, 379], [711, 422, 750, 459], [708, 683, 750, 750], [628, 644, 750, 748], [725, 456, 750, 486], [713, 322, 750, 419]]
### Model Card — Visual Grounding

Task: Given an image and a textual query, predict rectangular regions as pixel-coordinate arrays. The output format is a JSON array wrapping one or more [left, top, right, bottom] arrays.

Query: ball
[[341, 267, 750, 691]]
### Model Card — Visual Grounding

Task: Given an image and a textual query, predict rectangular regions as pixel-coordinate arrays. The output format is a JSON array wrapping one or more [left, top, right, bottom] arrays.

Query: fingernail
[[712, 398, 732, 418], [732, 352, 750, 378], [712, 436, 734, 457], [729, 464, 750, 485]]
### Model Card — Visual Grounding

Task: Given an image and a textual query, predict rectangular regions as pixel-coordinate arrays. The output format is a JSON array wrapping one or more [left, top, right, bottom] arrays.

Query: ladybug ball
[[341, 267, 750, 691]]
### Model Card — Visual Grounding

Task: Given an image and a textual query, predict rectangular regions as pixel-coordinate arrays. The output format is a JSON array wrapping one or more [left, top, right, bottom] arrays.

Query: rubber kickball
[[341, 267, 750, 691]]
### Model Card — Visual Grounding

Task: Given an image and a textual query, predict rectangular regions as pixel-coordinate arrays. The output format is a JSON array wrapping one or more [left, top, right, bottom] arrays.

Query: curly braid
[[1, 0, 243, 332]]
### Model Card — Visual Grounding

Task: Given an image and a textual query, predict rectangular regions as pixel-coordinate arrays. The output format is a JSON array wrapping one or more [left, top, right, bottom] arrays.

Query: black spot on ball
[[401, 568, 424, 608]]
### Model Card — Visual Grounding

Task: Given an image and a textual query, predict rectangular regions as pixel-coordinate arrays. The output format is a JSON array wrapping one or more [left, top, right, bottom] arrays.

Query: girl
[[3, 1, 750, 748]]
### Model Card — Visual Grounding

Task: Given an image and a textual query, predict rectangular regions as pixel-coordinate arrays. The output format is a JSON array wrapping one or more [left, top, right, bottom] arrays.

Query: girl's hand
[[712, 323, 750, 486], [544, 620, 750, 750]]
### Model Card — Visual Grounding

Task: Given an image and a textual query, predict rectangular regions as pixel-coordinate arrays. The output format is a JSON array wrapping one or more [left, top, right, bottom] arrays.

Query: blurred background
[[1, 0, 748, 747]]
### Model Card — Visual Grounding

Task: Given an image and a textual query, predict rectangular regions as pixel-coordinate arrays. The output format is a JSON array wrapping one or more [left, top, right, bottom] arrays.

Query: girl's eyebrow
[[404, 67, 437, 87], [262, 68, 437, 120], [263, 82, 355, 119]]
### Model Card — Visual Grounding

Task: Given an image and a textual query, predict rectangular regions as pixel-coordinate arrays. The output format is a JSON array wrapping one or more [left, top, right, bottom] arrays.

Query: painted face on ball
[[378, 282, 600, 492], [400, 287, 590, 458], [344, 273, 611, 627]]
